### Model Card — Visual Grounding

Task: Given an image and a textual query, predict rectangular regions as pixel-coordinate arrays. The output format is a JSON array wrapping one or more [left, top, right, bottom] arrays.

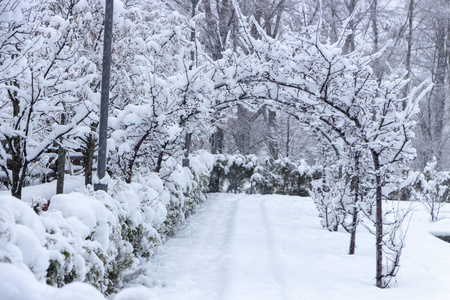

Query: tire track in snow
[[188, 194, 239, 296], [216, 195, 240, 300], [148, 194, 301, 299], [220, 195, 286, 300], [148, 194, 237, 299], [260, 198, 295, 300]]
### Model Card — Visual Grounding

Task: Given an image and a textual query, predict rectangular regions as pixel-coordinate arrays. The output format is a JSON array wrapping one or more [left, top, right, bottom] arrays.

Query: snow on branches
[[207, 8, 431, 287], [412, 157, 450, 222], [0, 0, 95, 198]]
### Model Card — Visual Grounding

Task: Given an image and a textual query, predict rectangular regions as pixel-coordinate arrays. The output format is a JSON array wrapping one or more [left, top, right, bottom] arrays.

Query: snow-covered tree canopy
[[207, 13, 431, 168], [0, 0, 437, 291]]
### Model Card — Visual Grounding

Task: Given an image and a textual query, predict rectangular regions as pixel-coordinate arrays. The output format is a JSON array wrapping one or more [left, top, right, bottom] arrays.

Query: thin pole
[[94, 0, 114, 191], [183, 0, 198, 168]]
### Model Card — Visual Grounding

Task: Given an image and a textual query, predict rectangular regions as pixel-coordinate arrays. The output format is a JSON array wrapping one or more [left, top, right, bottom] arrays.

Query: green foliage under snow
[[0, 152, 214, 296], [208, 154, 320, 196]]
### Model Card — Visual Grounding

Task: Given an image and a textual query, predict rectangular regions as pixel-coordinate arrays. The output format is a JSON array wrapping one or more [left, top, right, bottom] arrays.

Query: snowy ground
[[3, 192, 450, 299], [136, 193, 450, 300], [0, 175, 85, 203]]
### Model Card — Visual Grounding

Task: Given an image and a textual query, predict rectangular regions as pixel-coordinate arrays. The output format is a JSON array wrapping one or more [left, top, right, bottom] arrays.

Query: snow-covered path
[[146, 194, 300, 299], [142, 193, 450, 300]]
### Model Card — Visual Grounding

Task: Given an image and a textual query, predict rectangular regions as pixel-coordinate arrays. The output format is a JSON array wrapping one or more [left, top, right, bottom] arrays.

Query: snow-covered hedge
[[0, 151, 214, 296], [208, 154, 320, 195]]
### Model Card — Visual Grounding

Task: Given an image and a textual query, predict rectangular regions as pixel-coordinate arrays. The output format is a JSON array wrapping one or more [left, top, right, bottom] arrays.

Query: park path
[[144, 193, 338, 300]]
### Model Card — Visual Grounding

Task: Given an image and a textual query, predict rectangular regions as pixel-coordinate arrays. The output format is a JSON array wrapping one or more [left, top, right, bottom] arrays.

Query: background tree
[[0, 0, 93, 198]]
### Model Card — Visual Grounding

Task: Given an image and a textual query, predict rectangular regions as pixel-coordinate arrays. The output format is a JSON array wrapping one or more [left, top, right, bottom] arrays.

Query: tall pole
[[94, 0, 114, 191], [189, 0, 197, 65], [182, 0, 198, 168]]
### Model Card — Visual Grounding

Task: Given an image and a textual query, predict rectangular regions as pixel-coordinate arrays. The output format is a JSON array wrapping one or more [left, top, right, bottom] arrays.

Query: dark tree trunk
[[126, 130, 151, 183], [56, 145, 66, 194], [7, 83, 26, 199], [84, 131, 96, 186], [372, 151, 383, 288], [285, 114, 290, 157], [155, 151, 164, 173], [56, 112, 66, 194], [211, 128, 224, 154], [10, 137, 25, 199], [183, 132, 192, 167]]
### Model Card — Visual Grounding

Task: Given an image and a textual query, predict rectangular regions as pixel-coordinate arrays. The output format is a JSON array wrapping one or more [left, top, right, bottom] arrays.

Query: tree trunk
[[267, 109, 279, 160], [9, 136, 24, 199], [126, 130, 151, 183], [432, 15, 448, 164], [234, 104, 251, 155], [211, 128, 224, 154], [203, 0, 222, 59], [56, 144, 66, 194], [285, 114, 290, 157], [349, 152, 360, 255], [372, 151, 383, 288], [343, 0, 356, 54], [84, 130, 96, 186], [371, 0, 383, 81], [56, 112, 66, 194], [155, 151, 164, 173], [183, 132, 192, 167], [403, 0, 414, 100], [7, 83, 26, 199]]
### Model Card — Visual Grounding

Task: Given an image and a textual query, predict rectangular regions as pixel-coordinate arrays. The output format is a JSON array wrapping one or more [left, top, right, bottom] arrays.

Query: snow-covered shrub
[[209, 154, 318, 195], [208, 154, 257, 193], [0, 151, 214, 295], [250, 165, 270, 194], [0, 196, 49, 280], [412, 157, 450, 222], [0, 262, 107, 300], [159, 152, 214, 237], [261, 158, 319, 196], [225, 155, 258, 193], [40, 192, 120, 292], [208, 155, 227, 193]]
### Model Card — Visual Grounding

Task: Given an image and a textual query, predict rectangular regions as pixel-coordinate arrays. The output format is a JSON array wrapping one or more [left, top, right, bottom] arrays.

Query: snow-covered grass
[[0, 175, 85, 204], [2, 190, 450, 299]]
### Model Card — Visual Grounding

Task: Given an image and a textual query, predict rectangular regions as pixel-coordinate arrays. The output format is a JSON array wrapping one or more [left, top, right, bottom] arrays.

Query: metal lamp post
[[182, 0, 198, 168], [94, 0, 114, 191]]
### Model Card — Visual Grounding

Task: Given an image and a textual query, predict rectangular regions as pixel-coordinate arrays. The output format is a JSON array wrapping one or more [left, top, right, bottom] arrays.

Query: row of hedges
[[0, 151, 215, 296], [208, 154, 320, 196]]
